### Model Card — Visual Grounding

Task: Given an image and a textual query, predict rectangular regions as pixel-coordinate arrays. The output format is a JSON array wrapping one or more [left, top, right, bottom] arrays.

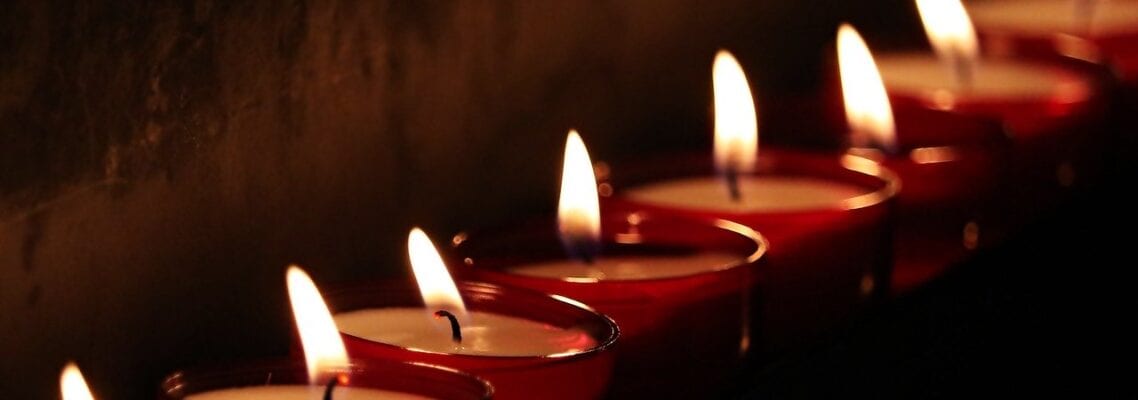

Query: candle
[[878, 0, 1109, 236], [186, 386, 427, 400], [60, 362, 96, 400], [335, 308, 594, 356], [454, 130, 768, 398], [968, 0, 1138, 80], [160, 267, 493, 400], [325, 229, 617, 400], [838, 23, 1012, 292], [599, 51, 898, 357]]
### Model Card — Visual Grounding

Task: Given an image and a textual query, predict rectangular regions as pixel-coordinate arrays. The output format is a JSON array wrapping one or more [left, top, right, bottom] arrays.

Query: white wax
[[186, 385, 429, 400], [623, 176, 869, 213], [505, 252, 744, 281], [876, 53, 1087, 101], [335, 308, 596, 357], [968, 0, 1138, 37]]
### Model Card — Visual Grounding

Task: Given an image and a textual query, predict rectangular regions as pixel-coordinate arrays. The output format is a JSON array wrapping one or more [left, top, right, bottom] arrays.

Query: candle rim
[[159, 357, 494, 400], [608, 148, 900, 215], [875, 51, 1096, 103], [326, 280, 621, 361]]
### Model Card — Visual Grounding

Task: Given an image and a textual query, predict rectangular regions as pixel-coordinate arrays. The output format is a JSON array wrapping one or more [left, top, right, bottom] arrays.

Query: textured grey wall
[[0, 1, 915, 398]]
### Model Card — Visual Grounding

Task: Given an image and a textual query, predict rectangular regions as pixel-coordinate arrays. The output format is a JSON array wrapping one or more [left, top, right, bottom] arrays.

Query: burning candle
[[876, 0, 1109, 238], [324, 228, 618, 400], [454, 130, 768, 398], [597, 51, 898, 356], [159, 266, 493, 400], [838, 23, 1011, 292], [968, 0, 1138, 82], [60, 362, 96, 400]]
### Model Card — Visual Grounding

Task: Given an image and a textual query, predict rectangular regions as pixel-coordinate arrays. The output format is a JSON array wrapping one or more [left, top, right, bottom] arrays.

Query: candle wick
[[323, 374, 346, 400], [725, 165, 742, 202], [434, 310, 463, 344]]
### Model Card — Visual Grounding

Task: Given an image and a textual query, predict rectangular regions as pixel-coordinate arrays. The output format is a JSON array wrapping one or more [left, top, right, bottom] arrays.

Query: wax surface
[[185, 385, 430, 400], [623, 176, 868, 213], [506, 252, 743, 280], [968, 0, 1138, 36], [876, 53, 1086, 100], [335, 308, 596, 356]]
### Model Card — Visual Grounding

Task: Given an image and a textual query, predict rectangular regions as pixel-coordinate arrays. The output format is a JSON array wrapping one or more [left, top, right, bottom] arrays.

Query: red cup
[[862, 107, 1014, 293], [322, 281, 618, 400], [452, 212, 766, 399], [595, 148, 896, 357], [158, 358, 493, 399]]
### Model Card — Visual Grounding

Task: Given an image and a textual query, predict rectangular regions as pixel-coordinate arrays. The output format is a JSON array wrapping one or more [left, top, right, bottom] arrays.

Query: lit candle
[[455, 129, 768, 399], [325, 228, 618, 400], [597, 50, 898, 356], [877, 0, 1108, 236], [160, 267, 492, 400], [838, 23, 1010, 292], [970, 0, 1138, 86], [60, 362, 96, 400], [334, 229, 598, 357]]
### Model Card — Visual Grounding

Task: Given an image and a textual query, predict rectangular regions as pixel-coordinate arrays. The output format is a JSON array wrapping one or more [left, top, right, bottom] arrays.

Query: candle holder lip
[[158, 357, 494, 400], [325, 280, 621, 362], [451, 210, 768, 284], [601, 147, 901, 215]]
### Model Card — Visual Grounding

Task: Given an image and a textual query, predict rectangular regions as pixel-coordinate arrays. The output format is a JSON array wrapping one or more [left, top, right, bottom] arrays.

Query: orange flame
[[837, 23, 897, 152]]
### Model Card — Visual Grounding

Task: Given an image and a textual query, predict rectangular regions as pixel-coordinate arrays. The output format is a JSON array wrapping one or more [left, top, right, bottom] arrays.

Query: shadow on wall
[[0, 1, 912, 397]]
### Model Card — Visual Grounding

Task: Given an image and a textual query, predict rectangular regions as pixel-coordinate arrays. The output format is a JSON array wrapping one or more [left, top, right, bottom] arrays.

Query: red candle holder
[[321, 281, 618, 400], [592, 148, 895, 359], [159, 358, 493, 399], [881, 56, 1112, 236], [451, 212, 766, 399], [856, 107, 1013, 293]]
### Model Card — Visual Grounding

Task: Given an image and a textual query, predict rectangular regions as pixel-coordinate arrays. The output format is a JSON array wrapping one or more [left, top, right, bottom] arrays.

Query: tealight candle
[[837, 23, 1013, 292], [599, 51, 898, 356], [325, 229, 618, 400], [968, 0, 1138, 83], [879, 0, 1110, 235], [454, 130, 767, 398], [160, 267, 493, 400]]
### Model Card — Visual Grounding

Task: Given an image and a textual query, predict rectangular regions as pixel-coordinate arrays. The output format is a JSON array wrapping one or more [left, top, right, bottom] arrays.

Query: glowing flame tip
[[557, 130, 601, 260], [712, 50, 759, 175], [408, 228, 468, 319], [60, 362, 95, 400]]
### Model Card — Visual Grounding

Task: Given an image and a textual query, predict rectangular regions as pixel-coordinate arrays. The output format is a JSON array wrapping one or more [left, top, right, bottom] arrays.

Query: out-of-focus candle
[[878, 0, 1109, 237], [839, 23, 1011, 292], [186, 386, 428, 400]]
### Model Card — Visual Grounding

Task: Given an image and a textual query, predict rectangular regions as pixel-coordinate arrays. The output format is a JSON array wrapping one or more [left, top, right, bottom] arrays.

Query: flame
[[837, 23, 897, 152], [408, 228, 468, 320], [915, 0, 980, 73], [286, 265, 349, 383], [557, 130, 601, 256], [60, 362, 95, 400], [712, 50, 758, 175]]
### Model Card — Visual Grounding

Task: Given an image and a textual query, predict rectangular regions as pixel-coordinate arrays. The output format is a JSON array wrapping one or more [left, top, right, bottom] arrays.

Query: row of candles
[[55, 0, 1138, 399]]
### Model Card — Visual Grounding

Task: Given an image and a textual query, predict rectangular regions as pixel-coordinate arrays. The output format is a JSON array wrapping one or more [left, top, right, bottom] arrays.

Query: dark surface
[[734, 162, 1138, 399]]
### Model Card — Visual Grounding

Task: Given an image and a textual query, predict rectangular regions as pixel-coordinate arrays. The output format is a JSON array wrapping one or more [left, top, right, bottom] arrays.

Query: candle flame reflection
[[837, 24, 898, 153], [60, 362, 95, 400], [915, 0, 980, 81], [558, 130, 601, 261], [409, 228, 470, 321], [712, 50, 759, 177], [286, 265, 350, 383]]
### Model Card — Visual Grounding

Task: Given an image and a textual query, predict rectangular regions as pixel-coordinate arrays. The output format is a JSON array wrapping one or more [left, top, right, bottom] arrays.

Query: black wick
[[725, 165, 742, 202], [434, 310, 463, 343], [323, 374, 345, 400]]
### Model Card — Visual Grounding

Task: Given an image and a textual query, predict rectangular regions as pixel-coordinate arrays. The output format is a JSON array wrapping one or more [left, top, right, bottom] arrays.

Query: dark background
[[1, 1, 1133, 398]]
